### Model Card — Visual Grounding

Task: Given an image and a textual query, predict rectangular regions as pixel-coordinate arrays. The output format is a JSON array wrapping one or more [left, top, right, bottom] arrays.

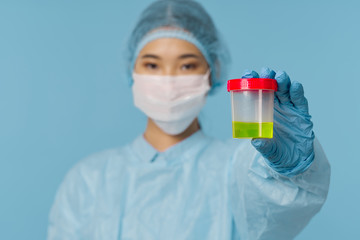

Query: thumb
[[251, 138, 277, 162]]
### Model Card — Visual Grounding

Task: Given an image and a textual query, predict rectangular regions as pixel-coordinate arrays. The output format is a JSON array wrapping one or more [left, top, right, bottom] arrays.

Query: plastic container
[[227, 78, 278, 138]]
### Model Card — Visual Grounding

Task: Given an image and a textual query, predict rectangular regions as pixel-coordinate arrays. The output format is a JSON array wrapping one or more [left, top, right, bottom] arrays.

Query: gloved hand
[[242, 68, 315, 177]]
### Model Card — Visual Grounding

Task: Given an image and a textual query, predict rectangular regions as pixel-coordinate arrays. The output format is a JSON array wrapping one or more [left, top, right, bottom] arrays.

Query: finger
[[260, 67, 276, 79], [275, 71, 291, 104], [289, 81, 309, 114], [242, 69, 259, 79], [251, 138, 277, 160]]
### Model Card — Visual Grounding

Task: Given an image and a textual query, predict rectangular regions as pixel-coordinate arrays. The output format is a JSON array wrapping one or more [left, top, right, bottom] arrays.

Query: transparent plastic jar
[[227, 78, 278, 138]]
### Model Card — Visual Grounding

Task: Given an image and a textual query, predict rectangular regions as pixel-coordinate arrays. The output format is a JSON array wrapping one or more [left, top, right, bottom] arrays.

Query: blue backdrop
[[0, 0, 359, 239]]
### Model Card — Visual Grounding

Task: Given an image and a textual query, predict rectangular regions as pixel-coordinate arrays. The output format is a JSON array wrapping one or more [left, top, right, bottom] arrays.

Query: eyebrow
[[141, 54, 161, 59], [140, 53, 200, 60], [178, 54, 200, 59]]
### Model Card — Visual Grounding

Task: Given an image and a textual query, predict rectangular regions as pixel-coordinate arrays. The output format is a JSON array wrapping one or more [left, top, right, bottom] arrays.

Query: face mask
[[132, 71, 210, 135]]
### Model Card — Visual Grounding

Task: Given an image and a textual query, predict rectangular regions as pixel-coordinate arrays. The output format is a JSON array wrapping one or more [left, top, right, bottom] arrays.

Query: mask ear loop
[[203, 69, 211, 96]]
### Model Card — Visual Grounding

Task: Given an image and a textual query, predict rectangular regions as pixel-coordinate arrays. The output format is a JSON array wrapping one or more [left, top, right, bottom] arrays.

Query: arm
[[228, 68, 331, 239]]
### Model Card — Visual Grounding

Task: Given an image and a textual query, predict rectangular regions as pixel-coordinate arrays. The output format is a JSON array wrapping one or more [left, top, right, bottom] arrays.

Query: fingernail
[[275, 71, 288, 79], [251, 139, 265, 148], [260, 67, 276, 79], [242, 70, 259, 78]]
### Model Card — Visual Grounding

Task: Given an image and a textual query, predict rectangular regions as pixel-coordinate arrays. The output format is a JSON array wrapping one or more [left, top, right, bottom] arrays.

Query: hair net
[[125, 0, 231, 95]]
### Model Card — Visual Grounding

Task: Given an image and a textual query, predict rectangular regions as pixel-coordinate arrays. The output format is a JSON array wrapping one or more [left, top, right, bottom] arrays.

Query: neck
[[143, 118, 200, 152]]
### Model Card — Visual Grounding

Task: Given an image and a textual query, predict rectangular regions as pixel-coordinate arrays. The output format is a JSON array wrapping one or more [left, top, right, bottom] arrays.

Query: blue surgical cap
[[126, 0, 231, 95]]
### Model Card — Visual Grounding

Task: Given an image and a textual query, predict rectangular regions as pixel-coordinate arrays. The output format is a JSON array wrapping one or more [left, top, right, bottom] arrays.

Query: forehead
[[138, 38, 203, 57]]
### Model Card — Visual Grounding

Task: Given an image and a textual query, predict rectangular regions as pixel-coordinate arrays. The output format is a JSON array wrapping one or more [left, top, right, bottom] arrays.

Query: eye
[[144, 63, 158, 70], [181, 63, 197, 71]]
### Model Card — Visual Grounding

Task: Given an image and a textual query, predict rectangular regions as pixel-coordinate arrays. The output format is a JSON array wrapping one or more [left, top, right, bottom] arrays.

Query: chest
[[118, 158, 231, 239]]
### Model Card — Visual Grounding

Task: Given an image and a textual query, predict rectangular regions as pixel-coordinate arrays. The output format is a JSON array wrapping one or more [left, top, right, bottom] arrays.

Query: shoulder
[[199, 135, 255, 163], [61, 140, 136, 191], [48, 142, 137, 237], [204, 135, 254, 155], [77, 145, 131, 171], [208, 137, 260, 173]]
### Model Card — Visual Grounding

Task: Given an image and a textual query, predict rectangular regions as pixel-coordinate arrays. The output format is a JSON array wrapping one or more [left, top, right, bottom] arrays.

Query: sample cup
[[227, 78, 278, 138]]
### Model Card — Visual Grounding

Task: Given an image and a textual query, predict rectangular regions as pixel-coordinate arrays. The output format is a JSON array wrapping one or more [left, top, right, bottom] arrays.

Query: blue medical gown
[[47, 130, 330, 240]]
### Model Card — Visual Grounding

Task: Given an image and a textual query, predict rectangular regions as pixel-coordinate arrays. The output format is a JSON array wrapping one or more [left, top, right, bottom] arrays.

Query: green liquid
[[232, 121, 273, 138]]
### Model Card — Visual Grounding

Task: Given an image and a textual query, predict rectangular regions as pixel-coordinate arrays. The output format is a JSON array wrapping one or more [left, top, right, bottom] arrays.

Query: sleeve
[[47, 163, 97, 240], [228, 138, 331, 240]]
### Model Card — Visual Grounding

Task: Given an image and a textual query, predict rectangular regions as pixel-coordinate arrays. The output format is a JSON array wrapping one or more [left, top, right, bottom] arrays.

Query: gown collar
[[131, 129, 209, 163]]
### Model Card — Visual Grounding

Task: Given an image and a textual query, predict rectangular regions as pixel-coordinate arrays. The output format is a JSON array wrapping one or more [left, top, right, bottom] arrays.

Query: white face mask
[[132, 71, 210, 135]]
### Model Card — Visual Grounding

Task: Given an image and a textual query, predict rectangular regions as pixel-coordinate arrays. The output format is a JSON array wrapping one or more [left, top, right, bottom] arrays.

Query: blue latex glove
[[242, 68, 315, 177]]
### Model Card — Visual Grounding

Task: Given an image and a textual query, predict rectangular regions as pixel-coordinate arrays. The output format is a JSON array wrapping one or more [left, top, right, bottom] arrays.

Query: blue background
[[0, 0, 359, 239]]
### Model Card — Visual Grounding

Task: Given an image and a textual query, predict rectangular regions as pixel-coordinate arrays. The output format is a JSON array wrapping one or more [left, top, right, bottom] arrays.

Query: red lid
[[227, 78, 278, 92]]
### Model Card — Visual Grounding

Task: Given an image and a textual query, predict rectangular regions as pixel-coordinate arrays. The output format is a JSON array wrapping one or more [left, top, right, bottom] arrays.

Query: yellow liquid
[[232, 122, 273, 138]]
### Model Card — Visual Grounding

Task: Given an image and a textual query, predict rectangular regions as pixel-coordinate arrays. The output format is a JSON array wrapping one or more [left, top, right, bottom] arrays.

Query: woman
[[47, 0, 331, 239]]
